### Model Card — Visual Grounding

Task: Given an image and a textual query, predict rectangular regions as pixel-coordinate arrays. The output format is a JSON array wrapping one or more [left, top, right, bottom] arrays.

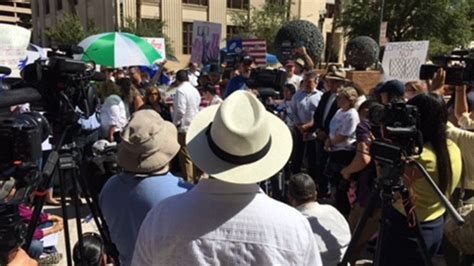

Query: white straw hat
[[186, 91, 292, 184]]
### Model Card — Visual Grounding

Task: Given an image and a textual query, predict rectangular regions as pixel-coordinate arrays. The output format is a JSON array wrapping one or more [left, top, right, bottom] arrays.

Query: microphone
[[0, 66, 12, 76], [0, 88, 42, 108]]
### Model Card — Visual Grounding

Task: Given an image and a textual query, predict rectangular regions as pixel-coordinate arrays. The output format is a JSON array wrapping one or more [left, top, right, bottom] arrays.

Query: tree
[[231, 1, 294, 53], [46, 14, 99, 46], [120, 17, 174, 55], [340, 0, 473, 57]]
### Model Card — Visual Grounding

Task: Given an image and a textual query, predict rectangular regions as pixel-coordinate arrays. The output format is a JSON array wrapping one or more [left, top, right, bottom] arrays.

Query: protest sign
[[381, 41, 429, 82], [0, 24, 31, 77], [144, 37, 166, 63], [191, 21, 221, 65]]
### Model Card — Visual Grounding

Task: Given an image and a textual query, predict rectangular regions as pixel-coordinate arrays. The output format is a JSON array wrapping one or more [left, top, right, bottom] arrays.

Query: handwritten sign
[[381, 41, 429, 82], [143, 37, 166, 63], [0, 24, 31, 77], [191, 21, 221, 65]]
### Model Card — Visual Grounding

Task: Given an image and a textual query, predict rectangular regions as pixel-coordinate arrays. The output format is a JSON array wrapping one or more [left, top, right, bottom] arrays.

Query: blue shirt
[[224, 75, 248, 98], [290, 89, 323, 125], [99, 172, 192, 266]]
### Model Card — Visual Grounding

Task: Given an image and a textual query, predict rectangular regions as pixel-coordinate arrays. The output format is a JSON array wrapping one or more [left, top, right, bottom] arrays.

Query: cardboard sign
[[0, 24, 31, 77], [191, 21, 221, 65], [144, 37, 166, 63], [381, 41, 429, 82]]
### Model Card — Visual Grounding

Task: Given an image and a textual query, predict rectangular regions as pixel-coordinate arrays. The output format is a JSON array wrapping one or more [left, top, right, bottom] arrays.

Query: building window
[[325, 3, 335, 18], [46, 0, 50, 14], [227, 0, 249, 9], [182, 0, 208, 5], [0, 11, 14, 17], [183, 22, 193, 55], [56, 0, 63, 10], [226, 25, 243, 40], [16, 3, 31, 9]]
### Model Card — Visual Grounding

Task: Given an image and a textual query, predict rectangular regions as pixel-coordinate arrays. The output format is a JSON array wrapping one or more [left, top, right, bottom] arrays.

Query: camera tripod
[[24, 125, 119, 266], [339, 147, 464, 266]]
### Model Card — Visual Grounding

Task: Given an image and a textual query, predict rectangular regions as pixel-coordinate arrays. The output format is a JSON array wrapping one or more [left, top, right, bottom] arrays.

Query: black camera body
[[0, 112, 49, 167], [419, 49, 474, 86], [246, 69, 287, 92], [369, 102, 423, 158]]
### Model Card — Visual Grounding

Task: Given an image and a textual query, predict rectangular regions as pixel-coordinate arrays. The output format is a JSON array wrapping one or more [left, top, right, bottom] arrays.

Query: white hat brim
[[186, 105, 293, 184]]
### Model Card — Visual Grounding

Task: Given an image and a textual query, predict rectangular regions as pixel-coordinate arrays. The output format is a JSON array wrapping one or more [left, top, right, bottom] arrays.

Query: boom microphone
[[0, 88, 42, 108]]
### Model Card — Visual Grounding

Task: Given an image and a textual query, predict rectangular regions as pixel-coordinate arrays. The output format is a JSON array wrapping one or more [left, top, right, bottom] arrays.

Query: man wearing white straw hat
[[100, 110, 192, 266], [132, 91, 322, 265]]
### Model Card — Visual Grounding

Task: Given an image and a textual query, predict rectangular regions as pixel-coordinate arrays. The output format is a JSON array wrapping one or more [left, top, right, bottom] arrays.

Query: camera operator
[[383, 93, 462, 265], [223, 55, 255, 98], [374, 79, 406, 105]]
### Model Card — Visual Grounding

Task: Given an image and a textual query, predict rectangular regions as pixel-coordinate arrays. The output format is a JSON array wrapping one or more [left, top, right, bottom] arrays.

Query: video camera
[[369, 102, 423, 163], [419, 49, 474, 86]]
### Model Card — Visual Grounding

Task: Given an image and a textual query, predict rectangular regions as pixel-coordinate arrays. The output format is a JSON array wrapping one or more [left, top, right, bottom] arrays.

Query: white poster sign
[[382, 41, 429, 82], [144, 37, 166, 63], [0, 24, 31, 77]]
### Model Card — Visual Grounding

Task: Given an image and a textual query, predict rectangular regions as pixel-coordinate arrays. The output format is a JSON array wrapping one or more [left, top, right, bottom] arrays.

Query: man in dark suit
[[304, 66, 348, 197]]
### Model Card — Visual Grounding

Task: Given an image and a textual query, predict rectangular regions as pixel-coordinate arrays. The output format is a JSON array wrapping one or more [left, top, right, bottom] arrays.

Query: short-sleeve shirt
[[393, 140, 462, 222], [356, 119, 372, 143], [329, 108, 360, 151], [100, 172, 192, 266]]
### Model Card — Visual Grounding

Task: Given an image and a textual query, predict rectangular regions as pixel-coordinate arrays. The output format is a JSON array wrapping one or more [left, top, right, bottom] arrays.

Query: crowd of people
[[4, 49, 474, 266]]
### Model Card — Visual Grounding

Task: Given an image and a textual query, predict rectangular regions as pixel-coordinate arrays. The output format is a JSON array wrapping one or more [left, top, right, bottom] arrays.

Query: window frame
[[182, 22, 193, 55]]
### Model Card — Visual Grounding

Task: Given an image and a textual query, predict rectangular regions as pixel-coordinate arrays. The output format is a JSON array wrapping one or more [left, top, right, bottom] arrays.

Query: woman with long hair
[[142, 86, 172, 121], [384, 93, 462, 265], [116, 78, 144, 116]]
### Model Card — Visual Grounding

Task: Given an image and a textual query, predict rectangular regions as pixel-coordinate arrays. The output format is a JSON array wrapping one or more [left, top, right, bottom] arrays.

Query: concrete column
[[161, 0, 182, 55]]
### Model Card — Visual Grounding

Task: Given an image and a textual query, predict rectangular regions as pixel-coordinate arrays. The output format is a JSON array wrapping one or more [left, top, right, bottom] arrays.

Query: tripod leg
[[339, 189, 379, 265], [68, 167, 84, 265], [73, 156, 121, 264], [399, 186, 433, 266], [58, 166, 73, 266], [373, 191, 390, 266]]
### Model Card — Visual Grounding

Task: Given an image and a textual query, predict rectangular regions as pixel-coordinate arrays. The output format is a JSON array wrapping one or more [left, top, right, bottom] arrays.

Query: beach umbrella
[[266, 53, 279, 65], [77, 32, 163, 68]]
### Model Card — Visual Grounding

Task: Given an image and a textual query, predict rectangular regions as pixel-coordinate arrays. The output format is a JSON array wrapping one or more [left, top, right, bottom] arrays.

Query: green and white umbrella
[[77, 32, 162, 68]]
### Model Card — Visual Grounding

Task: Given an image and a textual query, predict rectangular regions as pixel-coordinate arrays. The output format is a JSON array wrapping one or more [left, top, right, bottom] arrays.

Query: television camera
[[420, 49, 474, 86]]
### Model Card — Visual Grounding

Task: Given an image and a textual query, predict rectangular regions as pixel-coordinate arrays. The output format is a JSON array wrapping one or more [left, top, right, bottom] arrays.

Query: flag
[[242, 39, 267, 68]]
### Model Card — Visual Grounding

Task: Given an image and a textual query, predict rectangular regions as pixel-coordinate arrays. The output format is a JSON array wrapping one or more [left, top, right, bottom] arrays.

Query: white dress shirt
[[297, 202, 351, 266], [100, 94, 127, 137], [172, 81, 201, 133], [132, 179, 322, 266]]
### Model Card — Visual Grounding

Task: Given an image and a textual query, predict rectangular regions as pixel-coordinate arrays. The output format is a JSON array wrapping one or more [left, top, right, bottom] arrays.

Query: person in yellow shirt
[[384, 93, 462, 266]]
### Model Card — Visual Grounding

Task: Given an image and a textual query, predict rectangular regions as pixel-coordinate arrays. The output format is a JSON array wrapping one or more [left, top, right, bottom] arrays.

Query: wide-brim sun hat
[[186, 91, 292, 184], [324, 68, 347, 81], [117, 109, 180, 174]]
